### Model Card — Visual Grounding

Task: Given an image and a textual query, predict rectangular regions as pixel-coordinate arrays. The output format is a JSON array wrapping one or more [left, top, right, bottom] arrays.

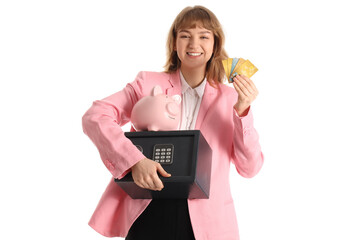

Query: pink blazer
[[82, 70, 264, 240]]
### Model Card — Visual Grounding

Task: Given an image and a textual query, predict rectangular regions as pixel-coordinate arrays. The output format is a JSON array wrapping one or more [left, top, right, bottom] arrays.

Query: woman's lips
[[187, 52, 202, 56]]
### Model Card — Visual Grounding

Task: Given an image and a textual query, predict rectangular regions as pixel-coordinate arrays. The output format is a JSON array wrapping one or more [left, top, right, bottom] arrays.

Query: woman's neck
[[180, 66, 206, 88]]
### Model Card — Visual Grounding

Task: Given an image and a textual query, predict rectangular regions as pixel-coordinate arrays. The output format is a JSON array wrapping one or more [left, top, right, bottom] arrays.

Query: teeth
[[187, 52, 202, 56]]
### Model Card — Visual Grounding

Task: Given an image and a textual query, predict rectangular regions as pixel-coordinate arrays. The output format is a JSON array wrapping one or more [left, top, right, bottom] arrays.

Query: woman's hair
[[164, 6, 228, 85]]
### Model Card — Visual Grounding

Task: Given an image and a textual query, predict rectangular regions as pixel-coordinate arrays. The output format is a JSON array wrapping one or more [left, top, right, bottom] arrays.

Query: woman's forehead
[[178, 22, 212, 33], [178, 20, 211, 31]]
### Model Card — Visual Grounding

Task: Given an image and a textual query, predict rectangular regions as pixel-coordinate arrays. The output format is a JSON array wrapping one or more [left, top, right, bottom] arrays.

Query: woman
[[82, 5, 264, 240]]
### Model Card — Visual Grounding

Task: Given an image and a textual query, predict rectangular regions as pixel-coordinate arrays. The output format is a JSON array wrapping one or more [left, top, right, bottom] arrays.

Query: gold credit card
[[222, 58, 258, 83]]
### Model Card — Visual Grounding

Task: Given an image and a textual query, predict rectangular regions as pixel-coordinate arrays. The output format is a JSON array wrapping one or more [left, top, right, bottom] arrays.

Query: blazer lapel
[[165, 70, 182, 96], [195, 82, 217, 130], [165, 70, 218, 130]]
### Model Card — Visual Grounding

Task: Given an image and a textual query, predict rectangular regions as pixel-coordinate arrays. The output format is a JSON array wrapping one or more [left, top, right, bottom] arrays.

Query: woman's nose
[[188, 37, 199, 48]]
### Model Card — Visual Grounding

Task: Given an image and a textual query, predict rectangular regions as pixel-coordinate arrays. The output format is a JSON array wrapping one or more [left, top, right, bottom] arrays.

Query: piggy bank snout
[[166, 102, 180, 116]]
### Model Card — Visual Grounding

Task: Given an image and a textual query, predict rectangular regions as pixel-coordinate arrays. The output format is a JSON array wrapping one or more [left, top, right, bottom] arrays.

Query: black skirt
[[126, 199, 196, 240]]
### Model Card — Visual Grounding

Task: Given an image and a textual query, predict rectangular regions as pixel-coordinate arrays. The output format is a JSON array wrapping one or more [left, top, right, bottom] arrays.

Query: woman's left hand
[[232, 74, 259, 117]]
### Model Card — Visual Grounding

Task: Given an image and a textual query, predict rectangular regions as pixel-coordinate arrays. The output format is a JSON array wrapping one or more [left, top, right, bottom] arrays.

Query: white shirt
[[179, 71, 207, 130]]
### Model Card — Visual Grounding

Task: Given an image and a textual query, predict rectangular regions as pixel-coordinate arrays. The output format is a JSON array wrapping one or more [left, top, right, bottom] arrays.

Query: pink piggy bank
[[131, 85, 181, 131]]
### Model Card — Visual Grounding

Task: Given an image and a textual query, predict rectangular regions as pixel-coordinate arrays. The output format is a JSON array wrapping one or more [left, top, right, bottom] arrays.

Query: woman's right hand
[[131, 158, 171, 191]]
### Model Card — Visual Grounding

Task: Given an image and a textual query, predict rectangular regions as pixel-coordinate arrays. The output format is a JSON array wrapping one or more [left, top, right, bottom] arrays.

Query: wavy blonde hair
[[164, 6, 228, 85]]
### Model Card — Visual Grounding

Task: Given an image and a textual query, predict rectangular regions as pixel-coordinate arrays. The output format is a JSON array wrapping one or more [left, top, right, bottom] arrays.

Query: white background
[[1, 0, 359, 239]]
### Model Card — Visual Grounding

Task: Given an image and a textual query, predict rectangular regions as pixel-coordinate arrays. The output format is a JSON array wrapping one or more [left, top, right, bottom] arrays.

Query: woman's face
[[175, 25, 214, 71]]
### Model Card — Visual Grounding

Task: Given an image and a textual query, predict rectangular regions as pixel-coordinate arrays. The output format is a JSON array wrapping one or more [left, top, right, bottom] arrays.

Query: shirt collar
[[180, 70, 207, 98]]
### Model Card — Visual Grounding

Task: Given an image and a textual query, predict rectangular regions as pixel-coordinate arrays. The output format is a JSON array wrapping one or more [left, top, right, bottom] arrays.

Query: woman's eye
[[180, 35, 190, 38], [200, 36, 209, 39]]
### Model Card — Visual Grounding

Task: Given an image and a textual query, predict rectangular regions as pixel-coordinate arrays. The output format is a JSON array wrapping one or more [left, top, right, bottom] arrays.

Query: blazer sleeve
[[82, 72, 147, 179], [231, 107, 264, 178]]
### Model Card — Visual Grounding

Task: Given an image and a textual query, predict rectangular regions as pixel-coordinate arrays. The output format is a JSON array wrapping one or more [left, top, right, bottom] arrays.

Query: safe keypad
[[153, 144, 174, 165]]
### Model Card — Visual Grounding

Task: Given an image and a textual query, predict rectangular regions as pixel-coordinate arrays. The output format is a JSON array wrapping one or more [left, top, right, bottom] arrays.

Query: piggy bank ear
[[151, 85, 163, 96], [172, 95, 181, 104]]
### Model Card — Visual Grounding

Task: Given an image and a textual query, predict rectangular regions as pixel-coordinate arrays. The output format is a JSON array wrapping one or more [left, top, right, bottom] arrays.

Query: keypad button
[[153, 144, 174, 165]]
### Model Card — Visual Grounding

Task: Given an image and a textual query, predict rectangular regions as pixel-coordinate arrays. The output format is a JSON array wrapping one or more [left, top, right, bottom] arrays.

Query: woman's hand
[[232, 74, 259, 117], [131, 158, 171, 191]]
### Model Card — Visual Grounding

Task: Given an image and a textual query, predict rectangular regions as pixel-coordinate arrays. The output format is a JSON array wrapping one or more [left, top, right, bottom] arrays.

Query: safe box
[[114, 130, 212, 199]]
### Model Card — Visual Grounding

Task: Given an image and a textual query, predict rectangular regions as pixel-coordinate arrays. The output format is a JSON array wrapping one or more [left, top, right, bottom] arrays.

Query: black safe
[[114, 130, 212, 199]]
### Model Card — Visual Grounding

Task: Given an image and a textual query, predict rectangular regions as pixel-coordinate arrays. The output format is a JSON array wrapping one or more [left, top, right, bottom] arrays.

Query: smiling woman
[[174, 27, 215, 87], [82, 5, 263, 240], [164, 6, 228, 87]]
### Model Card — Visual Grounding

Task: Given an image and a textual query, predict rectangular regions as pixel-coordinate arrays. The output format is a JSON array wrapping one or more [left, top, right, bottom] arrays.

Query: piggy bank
[[131, 85, 181, 131]]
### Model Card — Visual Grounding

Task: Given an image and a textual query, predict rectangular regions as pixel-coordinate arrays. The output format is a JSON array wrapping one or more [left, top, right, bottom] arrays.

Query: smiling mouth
[[187, 52, 202, 56]]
